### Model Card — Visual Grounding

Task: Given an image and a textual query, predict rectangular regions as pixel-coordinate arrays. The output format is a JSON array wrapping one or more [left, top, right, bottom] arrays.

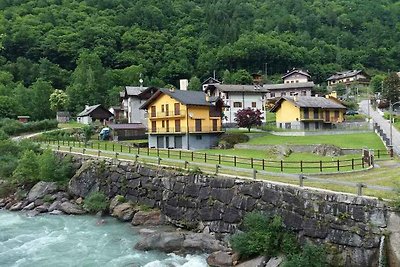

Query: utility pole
[[264, 63, 268, 82]]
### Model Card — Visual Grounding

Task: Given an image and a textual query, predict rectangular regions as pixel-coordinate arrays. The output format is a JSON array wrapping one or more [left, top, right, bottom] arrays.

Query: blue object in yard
[[99, 127, 111, 140]]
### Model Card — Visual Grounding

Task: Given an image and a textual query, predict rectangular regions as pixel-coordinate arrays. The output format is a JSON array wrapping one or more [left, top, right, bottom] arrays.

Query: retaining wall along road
[[59, 152, 390, 267]]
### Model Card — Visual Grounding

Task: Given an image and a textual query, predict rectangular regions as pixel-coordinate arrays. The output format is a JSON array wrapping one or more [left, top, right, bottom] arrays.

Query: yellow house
[[270, 96, 346, 130], [139, 88, 225, 150]]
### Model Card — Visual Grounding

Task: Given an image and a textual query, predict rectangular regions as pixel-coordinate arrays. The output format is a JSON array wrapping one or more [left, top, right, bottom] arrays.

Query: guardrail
[[38, 139, 374, 174], [45, 143, 396, 198]]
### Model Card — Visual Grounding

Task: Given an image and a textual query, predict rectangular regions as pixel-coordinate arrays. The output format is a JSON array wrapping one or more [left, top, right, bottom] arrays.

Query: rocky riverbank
[[0, 180, 287, 267]]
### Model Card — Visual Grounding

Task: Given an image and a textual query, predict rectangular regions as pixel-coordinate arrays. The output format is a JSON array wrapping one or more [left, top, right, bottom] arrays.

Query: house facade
[[140, 88, 224, 150], [204, 82, 314, 124], [77, 104, 113, 125], [270, 96, 346, 130], [120, 86, 158, 126], [281, 69, 311, 84], [327, 70, 370, 87]]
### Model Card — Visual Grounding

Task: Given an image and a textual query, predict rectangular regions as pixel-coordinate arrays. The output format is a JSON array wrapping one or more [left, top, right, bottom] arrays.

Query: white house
[[77, 104, 113, 125], [281, 69, 311, 84], [204, 82, 314, 124], [327, 70, 370, 87]]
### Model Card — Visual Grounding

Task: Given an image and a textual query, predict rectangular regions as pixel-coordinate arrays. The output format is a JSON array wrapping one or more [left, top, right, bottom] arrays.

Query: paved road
[[359, 100, 400, 155]]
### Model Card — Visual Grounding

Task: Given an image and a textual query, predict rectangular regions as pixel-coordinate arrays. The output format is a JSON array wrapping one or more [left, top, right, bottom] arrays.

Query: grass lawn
[[247, 132, 385, 149], [58, 122, 83, 129]]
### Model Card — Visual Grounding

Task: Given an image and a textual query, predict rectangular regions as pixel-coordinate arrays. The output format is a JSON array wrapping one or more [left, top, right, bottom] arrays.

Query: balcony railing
[[150, 110, 186, 118], [300, 113, 323, 121], [148, 126, 225, 134]]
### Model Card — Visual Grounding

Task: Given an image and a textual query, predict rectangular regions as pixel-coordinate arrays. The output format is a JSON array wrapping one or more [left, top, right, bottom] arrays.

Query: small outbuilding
[[107, 123, 146, 141], [77, 104, 113, 125], [17, 116, 30, 123], [56, 111, 70, 123]]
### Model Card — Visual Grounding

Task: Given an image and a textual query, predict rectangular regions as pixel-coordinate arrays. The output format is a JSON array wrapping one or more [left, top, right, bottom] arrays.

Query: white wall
[[127, 97, 148, 126], [77, 116, 92, 125], [283, 73, 309, 84], [223, 92, 266, 124]]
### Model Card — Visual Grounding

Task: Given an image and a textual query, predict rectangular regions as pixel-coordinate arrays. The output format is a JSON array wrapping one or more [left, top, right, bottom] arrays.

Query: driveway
[[359, 100, 400, 155]]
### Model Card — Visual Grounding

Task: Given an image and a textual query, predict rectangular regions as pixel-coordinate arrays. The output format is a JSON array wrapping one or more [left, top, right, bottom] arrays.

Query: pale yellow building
[[270, 96, 346, 130], [140, 88, 225, 150]]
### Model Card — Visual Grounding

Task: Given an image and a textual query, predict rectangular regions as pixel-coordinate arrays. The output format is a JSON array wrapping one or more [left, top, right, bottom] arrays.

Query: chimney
[[85, 104, 90, 110], [206, 92, 210, 102], [180, 79, 189, 91], [293, 93, 298, 102]]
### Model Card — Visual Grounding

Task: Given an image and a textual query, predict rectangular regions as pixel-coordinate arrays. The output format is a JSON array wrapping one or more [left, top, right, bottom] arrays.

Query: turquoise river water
[[0, 210, 207, 267]]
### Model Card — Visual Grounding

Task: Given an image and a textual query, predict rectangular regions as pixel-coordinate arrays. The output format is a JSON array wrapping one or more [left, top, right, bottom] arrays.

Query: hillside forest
[[0, 0, 400, 118]]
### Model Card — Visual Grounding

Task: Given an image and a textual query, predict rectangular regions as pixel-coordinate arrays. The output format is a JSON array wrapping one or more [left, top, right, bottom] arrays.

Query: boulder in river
[[131, 210, 164, 226], [60, 201, 86, 215], [206, 250, 240, 267], [112, 203, 138, 222], [27, 182, 58, 202]]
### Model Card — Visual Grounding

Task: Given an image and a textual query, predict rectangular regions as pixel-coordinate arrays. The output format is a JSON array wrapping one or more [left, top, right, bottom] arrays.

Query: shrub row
[[0, 118, 58, 136]]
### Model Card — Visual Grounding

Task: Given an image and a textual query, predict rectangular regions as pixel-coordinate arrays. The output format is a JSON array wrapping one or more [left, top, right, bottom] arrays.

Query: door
[[165, 104, 169, 116], [175, 119, 181, 132], [212, 119, 218, 131], [304, 122, 309, 130], [166, 120, 169, 132], [195, 119, 202, 132], [151, 106, 156, 117], [174, 103, 180, 116], [151, 121, 156, 133], [165, 137, 169, 148], [157, 136, 164, 148], [303, 108, 309, 119], [325, 111, 330, 121], [174, 136, 182, 149]]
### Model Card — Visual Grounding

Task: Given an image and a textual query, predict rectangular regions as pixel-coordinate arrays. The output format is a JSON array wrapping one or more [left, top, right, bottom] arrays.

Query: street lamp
[[389, 100, 400, 147]]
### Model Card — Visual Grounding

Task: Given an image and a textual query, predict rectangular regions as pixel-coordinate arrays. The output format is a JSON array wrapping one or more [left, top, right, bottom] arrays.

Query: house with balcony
[[282, 69, 311, 84], [204, 82, 314, 125], [120, 86, 159, 125], [327, 70, 370, 88], [139, 88, 225, 150], [270, 96, 346, 130]]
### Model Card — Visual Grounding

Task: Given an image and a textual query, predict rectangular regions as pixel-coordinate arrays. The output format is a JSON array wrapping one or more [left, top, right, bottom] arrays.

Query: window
[[251, 102, 257, 108], [315, 122, 319, 129], [151, 106, 156, 117], [233, 102, 242, 108], [225, 93, 229, 99], [301, 90, 307, 96], [279, 123, 283, 128], [285, 123, 291, 129], [291, 81, 294, 83], [270, 92, 275, 98], [281, 92, 286, 96], [161, 105, 165, 113], [196, 135, 202, 140], [296, 80, 299, 83], [195, 119, 202, 132]]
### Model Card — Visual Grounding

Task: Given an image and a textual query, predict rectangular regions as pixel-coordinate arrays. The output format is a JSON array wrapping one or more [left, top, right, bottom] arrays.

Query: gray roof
[[108, 123, 145, 130], [77, 104, 101, 117], [140, 89, 222, 109], [271, 96, 346, 112], [281, 69, 311, 79], [125, 86, 147, 96], [211, 82, 314, 93], [326, 70, 364, 81]]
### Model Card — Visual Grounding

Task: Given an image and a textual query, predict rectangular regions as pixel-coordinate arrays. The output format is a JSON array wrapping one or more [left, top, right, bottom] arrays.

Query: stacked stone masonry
[[60, 152, 388, 267]]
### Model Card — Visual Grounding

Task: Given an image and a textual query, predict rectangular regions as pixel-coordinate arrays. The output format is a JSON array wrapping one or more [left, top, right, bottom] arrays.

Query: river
[[0, 210, 207, 267]]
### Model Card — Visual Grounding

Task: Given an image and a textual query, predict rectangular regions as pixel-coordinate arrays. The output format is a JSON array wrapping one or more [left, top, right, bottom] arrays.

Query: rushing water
[[0, 210, 207, 267]]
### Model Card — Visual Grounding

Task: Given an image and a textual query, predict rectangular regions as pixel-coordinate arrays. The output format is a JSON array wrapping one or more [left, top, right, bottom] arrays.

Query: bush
[[38, 150, 73, 183], [0, 181, 16, 198], [283, 244, 328, 267], [219, 133, 249, 149], [0, 129, 9, 141], [230, 213, 299, 259], [12, 150, 40, 184], [0, 118, 58, 136], [83, 192, 109, 213]]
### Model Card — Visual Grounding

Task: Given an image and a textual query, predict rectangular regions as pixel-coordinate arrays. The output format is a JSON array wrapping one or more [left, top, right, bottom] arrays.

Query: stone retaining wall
[[60, 152, 388, 267]]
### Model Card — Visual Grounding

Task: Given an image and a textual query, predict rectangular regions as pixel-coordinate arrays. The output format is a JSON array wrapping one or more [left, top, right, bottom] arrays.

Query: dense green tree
[[370, 74, 386, 93], [49, 89, 69, 112], [66, 52, 107, 113], [30, 79, 55, 120], [382, 72, 400, 104], [0, 96, 19, 118], [187, 76, 201, 91]]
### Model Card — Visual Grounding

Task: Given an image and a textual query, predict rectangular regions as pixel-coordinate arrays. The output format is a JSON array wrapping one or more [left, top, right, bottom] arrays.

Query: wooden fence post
[[357, 183, 365, 196], [299, 174, 305, 187]]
